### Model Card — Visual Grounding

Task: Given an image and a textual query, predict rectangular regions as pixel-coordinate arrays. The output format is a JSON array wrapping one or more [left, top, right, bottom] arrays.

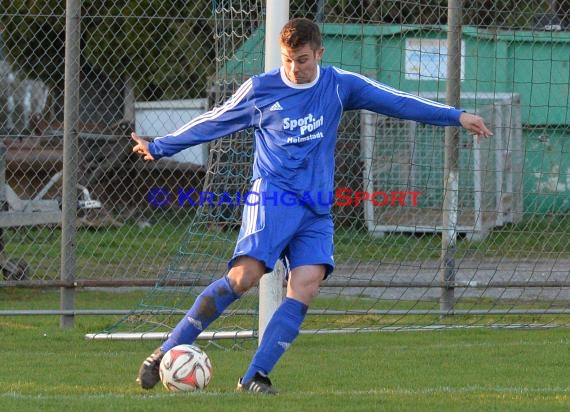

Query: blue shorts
[[229, 178, 335, 278]]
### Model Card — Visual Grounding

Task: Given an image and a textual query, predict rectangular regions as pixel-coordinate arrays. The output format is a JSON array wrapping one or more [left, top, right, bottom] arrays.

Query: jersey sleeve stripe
[[332, 67, 454, 110], [157, 78, 254, 139]]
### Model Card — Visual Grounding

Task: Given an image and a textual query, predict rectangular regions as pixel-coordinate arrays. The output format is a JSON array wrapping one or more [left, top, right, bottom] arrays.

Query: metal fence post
[[60, 0, 81, 328], [440, 0, 463, 315]]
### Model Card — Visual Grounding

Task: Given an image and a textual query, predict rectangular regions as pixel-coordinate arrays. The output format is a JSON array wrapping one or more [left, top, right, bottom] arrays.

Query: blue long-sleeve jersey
[[149, 65, 463, 214]]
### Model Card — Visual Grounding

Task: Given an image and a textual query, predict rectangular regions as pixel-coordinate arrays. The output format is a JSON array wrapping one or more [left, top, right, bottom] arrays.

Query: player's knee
[[227, 260, 265, 294], [287, 286, 320, 306], [227, 274, 254, 295], [287, 278, 322, 305], [305, 284, 321, 302]]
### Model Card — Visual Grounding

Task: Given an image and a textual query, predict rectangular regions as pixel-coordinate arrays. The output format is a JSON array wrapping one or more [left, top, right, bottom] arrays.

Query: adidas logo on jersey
[[269, 101, 283, 111]]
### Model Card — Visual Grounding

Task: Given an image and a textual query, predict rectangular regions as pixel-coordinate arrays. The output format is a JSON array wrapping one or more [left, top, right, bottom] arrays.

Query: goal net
[[89, 1, 570, 342]]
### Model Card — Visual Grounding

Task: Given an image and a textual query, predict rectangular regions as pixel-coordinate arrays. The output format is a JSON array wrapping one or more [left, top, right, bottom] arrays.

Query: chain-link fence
[[1, 1, 569, 333]]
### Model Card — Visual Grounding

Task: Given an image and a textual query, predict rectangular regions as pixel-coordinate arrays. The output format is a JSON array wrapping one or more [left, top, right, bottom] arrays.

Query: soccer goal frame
[[85, 3, 570, 343]]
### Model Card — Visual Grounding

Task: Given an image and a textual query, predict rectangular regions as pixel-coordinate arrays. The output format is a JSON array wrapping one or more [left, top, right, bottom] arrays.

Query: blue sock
[[242, 297, 308, 383], [162, 276, 239, 352]]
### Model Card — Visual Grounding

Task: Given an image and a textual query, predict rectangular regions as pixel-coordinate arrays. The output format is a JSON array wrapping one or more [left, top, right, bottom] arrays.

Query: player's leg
[[137, 178, 291, 389], [237, 265, 325, 394], [238, 209, 334, 394], [163, 256, 265, 351], [137, 257, 265, 389]]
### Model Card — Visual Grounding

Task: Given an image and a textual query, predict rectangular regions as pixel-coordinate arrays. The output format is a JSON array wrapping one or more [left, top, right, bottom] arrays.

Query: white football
[[159, 344, 213, 392]]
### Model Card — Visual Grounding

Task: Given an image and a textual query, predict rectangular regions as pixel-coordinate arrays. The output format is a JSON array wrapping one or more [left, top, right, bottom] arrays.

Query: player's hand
[[459, 112, 493, 143], [131, 132, 155, 161]]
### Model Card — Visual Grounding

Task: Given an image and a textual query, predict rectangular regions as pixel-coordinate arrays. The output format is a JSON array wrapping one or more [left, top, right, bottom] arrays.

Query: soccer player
[[132, 17, 492, 394]]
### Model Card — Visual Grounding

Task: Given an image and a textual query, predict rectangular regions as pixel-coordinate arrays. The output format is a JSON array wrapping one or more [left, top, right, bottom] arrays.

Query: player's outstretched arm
[[459, 112, 493, 142], [131, 132, 155, 161]]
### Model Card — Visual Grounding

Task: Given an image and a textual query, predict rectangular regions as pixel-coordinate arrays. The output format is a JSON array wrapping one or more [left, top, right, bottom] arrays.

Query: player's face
[[280, 44, 324, 84]]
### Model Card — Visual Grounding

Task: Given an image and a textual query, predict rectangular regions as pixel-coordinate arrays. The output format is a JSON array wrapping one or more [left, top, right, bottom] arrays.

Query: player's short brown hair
[[280, 18, 322, 51]]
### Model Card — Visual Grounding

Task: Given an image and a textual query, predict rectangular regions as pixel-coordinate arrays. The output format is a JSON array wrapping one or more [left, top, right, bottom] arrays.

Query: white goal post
[[257, 0, 289, 344]]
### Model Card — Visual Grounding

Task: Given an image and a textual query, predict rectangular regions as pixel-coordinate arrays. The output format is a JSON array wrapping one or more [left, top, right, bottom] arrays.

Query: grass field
[[1, 289, 569, 411]]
